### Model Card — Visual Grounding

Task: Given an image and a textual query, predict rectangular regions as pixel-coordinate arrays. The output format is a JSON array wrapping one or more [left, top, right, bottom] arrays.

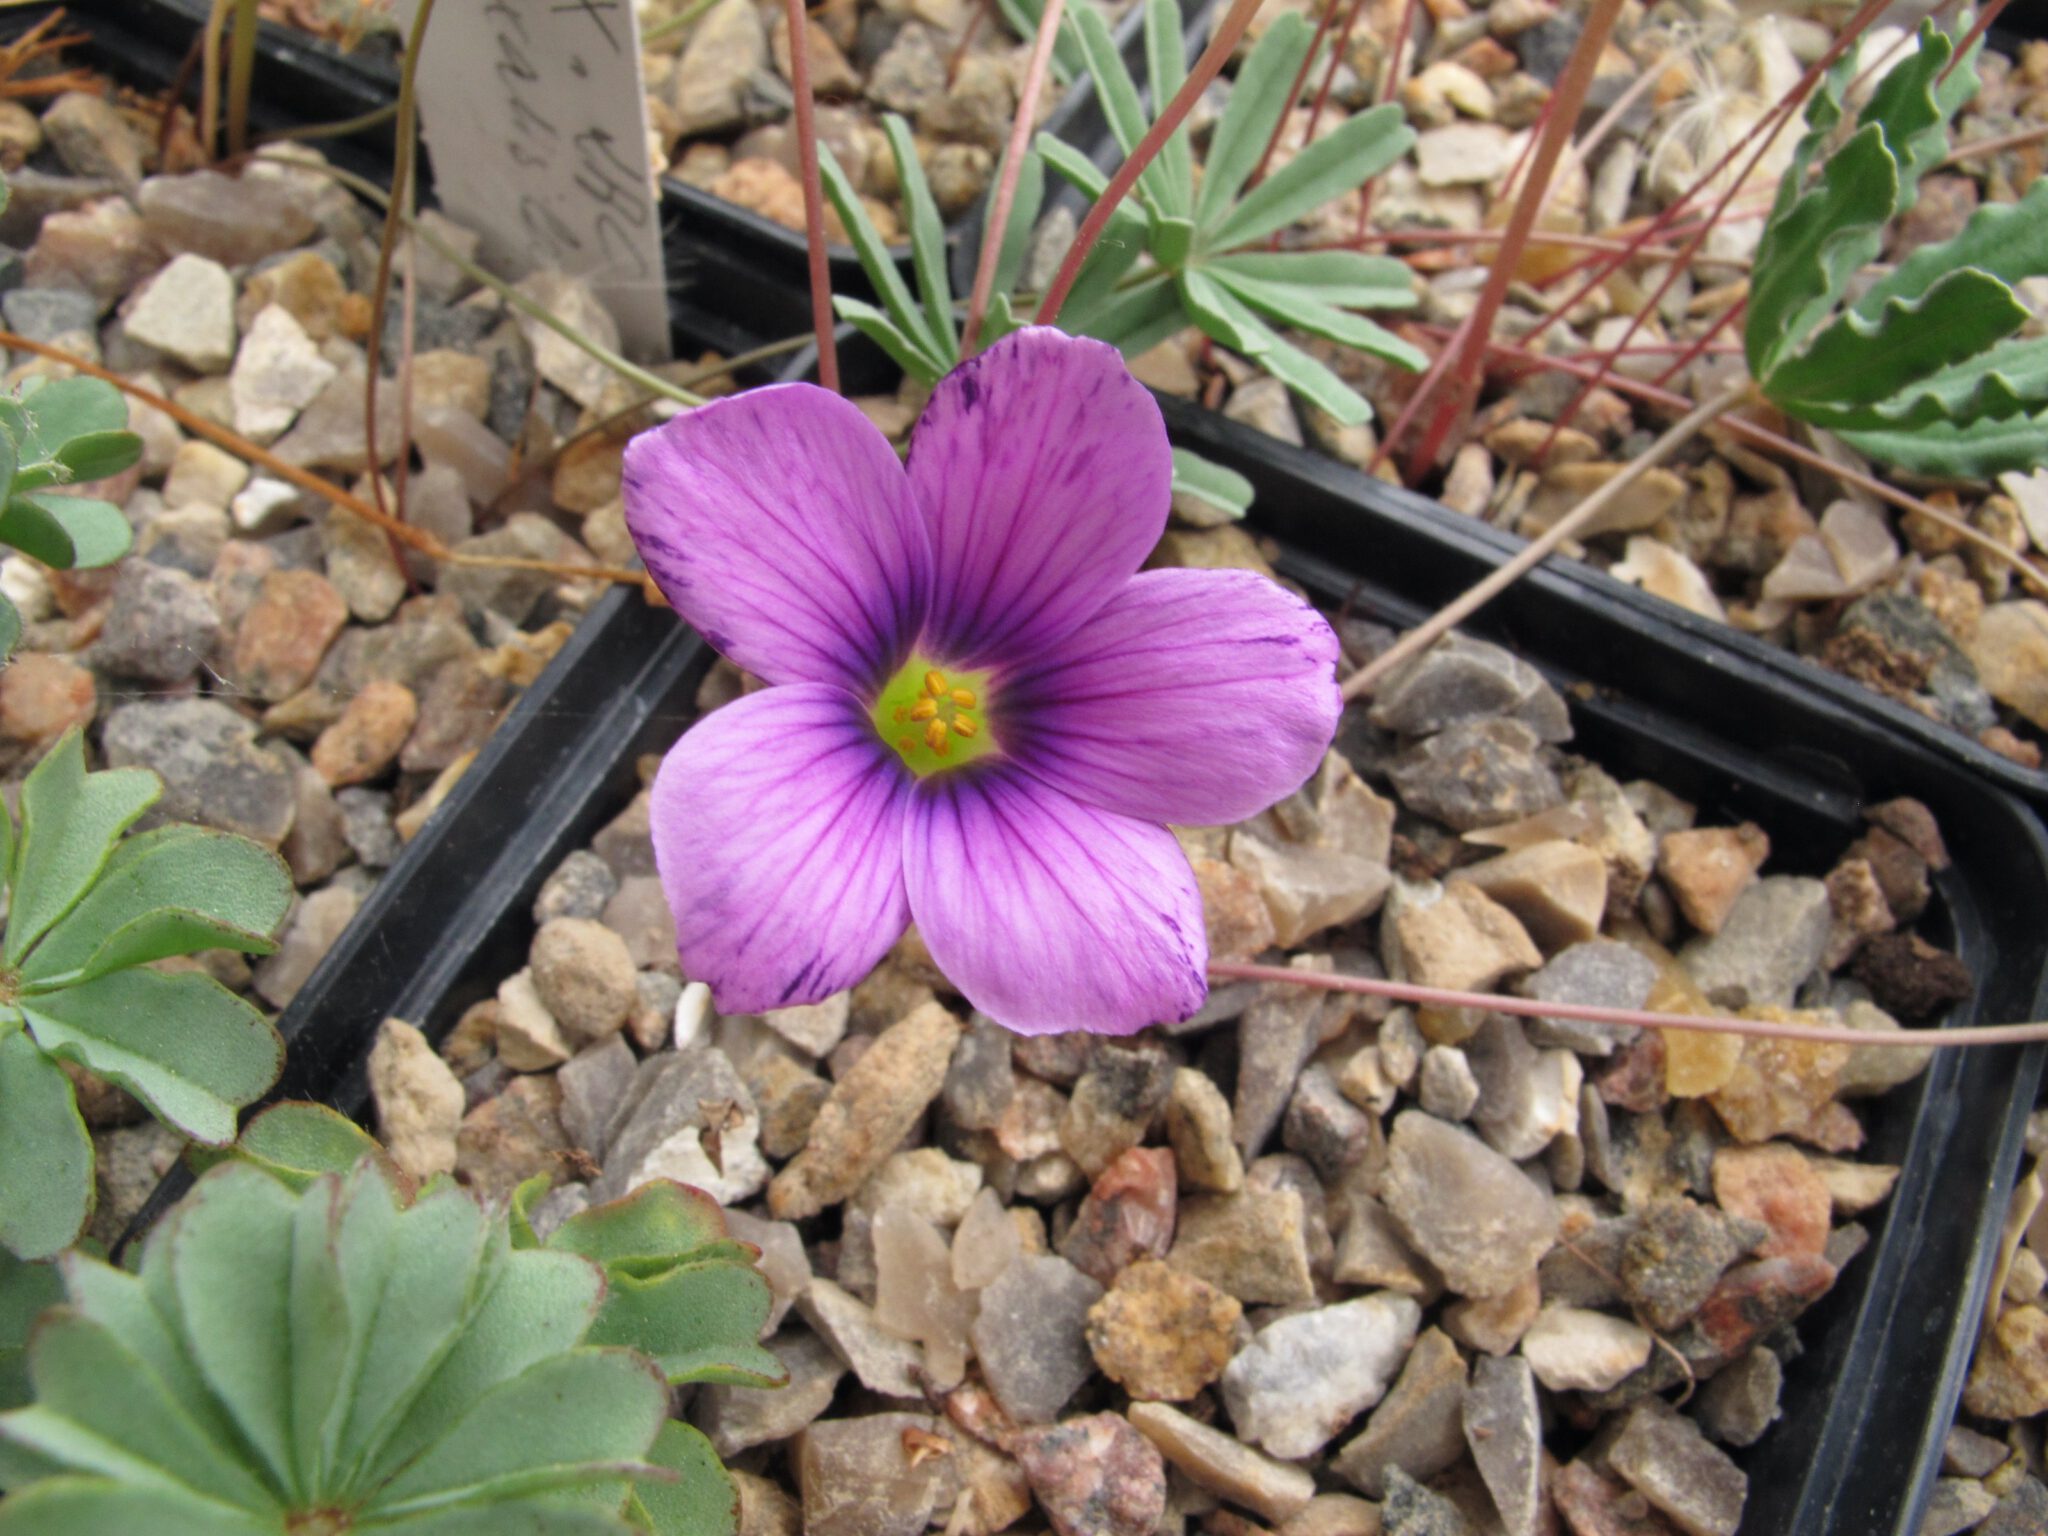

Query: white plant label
[[396, 0, 670, 360]]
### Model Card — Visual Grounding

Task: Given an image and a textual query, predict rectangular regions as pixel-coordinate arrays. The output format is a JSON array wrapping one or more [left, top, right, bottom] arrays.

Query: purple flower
[[622, 327, 1340, 1036]]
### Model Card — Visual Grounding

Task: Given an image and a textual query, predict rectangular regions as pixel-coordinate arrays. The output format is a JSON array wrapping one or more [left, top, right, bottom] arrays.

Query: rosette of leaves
[[1746, 17, 2048, 479], [0, 1157, 770, 1535], [0, 376, 141, 659], [0, 731, 293, 1260]]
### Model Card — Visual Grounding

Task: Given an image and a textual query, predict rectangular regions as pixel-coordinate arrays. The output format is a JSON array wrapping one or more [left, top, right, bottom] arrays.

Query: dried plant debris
[[379, 607, 1961, 1536]]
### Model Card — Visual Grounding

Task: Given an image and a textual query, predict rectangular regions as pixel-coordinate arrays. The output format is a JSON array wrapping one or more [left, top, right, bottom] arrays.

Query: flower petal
[[1000, 568, 1342, 825], [624, 385, 930, 693], [651, 684, 910, 1011], [908, 328, 1173, 665], [905, 768, 1207, 1035]]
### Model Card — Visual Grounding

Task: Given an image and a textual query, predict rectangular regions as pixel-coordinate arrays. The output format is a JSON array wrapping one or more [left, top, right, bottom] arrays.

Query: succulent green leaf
[[631, 1422, 740, 1536], [1142, 0, 1191, 218], [58, 1253, 242, 1457], [1840, 407, 2048, 480], [1207, 104, 1412, 254], [882, 116, 957, 364], [0, 1251, 60, 1411], [582, 1262, 784, 1386], [0, 1475, 272, 1536], [986, 148, 1044, 303], [510, 1174, 553, 1249], [1071, 5, 1169, 217], [22, 968, 284, 1147], [0, 492, 131, 571], [219, 1102, 386, 1191], [359, 1506, 636, 1535], [1745, 123, 1898, 379], [0, 589, 19, 665], [1170, 449, 1254, 520], [1210, 268, 1428, 371], [5, 732, 158, 966], [1858, 177, 2048, 319], [547, 1183, 737, 1273], [50, 432, 142, 487], [1762, 266, 2028, 417], [1205, 248, 1418, 309], [1195, 14, 1313, 232], [0, 1028, 92, 1260], [9, 1310, 280, 1508], [22, 824, 292, 987], [368, 1350, 666, 1516], [816, 143, 940, 361]]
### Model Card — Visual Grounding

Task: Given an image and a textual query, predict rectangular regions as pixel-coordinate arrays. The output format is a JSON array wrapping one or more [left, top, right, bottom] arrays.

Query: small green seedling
[[1748, 17, 2048, 480], [0, 731, 293, 1260], [0, 1156, 765, 1535]]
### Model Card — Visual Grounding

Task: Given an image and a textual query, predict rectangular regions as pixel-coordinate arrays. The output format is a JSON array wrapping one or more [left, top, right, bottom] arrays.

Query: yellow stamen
[[925, 670, 948, 698], [951, 716, 978, 738], [925, 718, 949, 754], [910, 697, 939, 721], [951, 688, 977, 708]]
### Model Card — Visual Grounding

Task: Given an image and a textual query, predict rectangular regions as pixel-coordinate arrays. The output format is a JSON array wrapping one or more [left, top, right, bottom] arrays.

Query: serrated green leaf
[[1171, 449, 1254, 520], [0, 1028, 91, 1260], [22, 824, 292, 987], [1786, 333, 2048, 434], [0, 1251, 60, 1412], [1841, 407, 2048, 481], [6, 732, 158, 967], [547, 1183, 735, 1273], [1142, 0, 1191, 218], [1195, 13, 1313, 232], [0, 590, 19, 665], [1072, 5, 1171, 218], [0, 1475, 271, 1535], [583, 1262, 783, 1386], [1858, 177, 2048, 319], [831, 296, 948, 387], [0, 492, 131, 571], [632, 1422, 739, 1536], [368, 1350, 666, 1515], [1763, 266, 2028, 418], [882, 116, 956, 365], [1207, 104, 1412, 254], [1852, 19, 1953, 208], [22, 968, 283, 1147], [816, 143, 938, 360], [51, 432, 141, 487], [1205, 248, 1417, 309], [1745, 124, 1898, 379], [986, 148, 1044, 304], [11, 1310, 279, 1508], [1210, 267, 1428, 371]]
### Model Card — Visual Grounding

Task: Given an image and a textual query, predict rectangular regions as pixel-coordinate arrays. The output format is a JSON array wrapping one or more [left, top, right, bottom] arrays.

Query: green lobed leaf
[[881, 115, 957, 365], [1781, 333, 2048, 434], [367, 1350, 667, 1516], [1745, 123, 1898, 380], [630, 1422, 740, 1536], [1853, 18, 1976, 212], [582, 1262, 784, 1387], [1204, 248, 1418, 309], [1207, 104, 1413, 254], [546, 1182, 738, 1273], [1858, 176, 2048, 319], [1841, 407, 2048, 481], [214, 1102, 386, 1191], [22, 967, 285, 1147], [1210, 267, 1429, 371], [1170, 448, 1254, 520], [0, 492, 132, 571], [816, 143, 940, 360], [0, 1250, 61, 1411], [0, 1029, 92, 1260], [1142, 0, 1191, 218], [1195, 13, 1313, 233], [9, 1309, 280, 1509], [0, 1475, 271, 1535], [22, 824, 292, 988], [1762, 266, 2029, 418], [5, 731, 159, 967]]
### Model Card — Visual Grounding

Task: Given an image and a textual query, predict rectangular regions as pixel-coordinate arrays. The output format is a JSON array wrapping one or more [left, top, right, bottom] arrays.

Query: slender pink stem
[[784, 0, 839, 392], [1040, 0, 1264, 326], [964, 0, 1067, 353], [1208, 961, 2048, 1049]]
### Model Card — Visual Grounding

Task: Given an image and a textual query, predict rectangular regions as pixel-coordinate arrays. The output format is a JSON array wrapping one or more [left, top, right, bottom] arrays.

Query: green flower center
[[873, 656, 1000, 777]]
